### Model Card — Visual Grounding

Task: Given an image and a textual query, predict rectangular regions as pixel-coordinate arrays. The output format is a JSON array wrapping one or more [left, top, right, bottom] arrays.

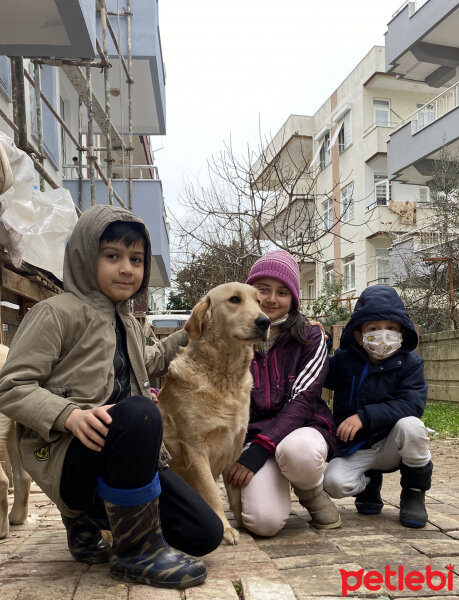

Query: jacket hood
[[62, 204, 151, 308], [340, 285, 418, 351]]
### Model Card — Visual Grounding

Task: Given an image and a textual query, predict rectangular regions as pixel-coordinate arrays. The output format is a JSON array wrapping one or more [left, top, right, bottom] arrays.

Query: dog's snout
[[255, 316, 271, 331]]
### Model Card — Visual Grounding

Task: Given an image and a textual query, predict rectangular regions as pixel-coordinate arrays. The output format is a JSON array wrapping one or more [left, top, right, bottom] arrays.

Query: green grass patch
[[422, 402, 459, 438]]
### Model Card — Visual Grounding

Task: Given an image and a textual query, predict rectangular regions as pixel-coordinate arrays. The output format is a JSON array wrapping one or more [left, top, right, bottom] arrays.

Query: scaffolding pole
[[78, 98, 83, 211], [12, 58, 28, 151], [99, 0, 114, 205], [33, 63, 45, 192], [127, 0, 134, 210], [85, 61, 96, 206]]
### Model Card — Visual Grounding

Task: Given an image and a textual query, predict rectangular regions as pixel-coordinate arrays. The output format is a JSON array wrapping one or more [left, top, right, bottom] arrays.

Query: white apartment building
[[255, 45, 440, 310]]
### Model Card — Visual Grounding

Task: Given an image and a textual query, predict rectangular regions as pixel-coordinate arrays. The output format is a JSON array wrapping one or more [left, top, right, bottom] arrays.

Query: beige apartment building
[[256, 45, 440, 310]]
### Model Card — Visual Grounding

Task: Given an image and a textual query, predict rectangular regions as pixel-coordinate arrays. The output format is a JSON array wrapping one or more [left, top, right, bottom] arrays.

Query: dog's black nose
[[255, 316, 271, 331]]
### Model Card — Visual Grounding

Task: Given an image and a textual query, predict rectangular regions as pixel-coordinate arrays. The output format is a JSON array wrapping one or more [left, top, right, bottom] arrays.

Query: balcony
[[63, 179, 170, 287], [387, 82, 459, 184], [362, 124, 395, 163], [252, 115, 313, 190], [0, 0, 96, 58], [93, 0, 166, 135], [386, 0, 459, 88]]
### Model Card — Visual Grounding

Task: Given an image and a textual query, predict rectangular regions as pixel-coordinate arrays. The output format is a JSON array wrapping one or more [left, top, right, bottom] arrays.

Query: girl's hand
[[336, 414, 363, 442], [227, 462, 254, 489], [65, 405, 114, 451]]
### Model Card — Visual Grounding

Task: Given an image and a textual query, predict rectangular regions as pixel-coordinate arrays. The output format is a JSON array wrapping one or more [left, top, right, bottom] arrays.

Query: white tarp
[[0, 132, 77, 281]]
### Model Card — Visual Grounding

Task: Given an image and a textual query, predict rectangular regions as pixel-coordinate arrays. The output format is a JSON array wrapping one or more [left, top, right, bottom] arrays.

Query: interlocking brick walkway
[[1, 439, 458, 599]]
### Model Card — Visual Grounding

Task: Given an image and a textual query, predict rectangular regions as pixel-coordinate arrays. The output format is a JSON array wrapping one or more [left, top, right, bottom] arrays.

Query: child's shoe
[[399, 489, 428, 527], [294, 484, 341, 529], [399, 461, 432, 528], [354, 470, 383, 515]]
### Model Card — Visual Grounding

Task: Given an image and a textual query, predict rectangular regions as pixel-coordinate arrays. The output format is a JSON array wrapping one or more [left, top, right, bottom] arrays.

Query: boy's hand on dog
[[65, 406, 114, 451], [227, 462, 254, 489], [336, 414, 363, 442]]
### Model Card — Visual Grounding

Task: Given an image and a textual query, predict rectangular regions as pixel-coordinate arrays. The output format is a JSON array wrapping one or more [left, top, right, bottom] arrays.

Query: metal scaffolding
[[0, 1, 149, 212]]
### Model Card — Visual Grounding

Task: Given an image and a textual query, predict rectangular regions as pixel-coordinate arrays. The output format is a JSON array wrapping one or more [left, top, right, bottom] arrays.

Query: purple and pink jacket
[[237, 325, 336, 474]]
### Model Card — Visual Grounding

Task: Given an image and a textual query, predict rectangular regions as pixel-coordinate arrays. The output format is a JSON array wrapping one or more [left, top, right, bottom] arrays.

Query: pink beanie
[[246, 250, 300, 308]]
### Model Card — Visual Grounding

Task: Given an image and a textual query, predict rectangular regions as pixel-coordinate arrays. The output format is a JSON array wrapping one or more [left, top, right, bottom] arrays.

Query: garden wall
[[418, 330, 459, 403]]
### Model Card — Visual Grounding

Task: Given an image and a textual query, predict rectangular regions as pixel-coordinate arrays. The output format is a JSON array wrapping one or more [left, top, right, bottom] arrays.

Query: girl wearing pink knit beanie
[[227, 250, 340, 535]]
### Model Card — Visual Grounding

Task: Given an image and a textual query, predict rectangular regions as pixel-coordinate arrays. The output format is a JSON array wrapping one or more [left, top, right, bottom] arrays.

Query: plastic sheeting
[[0, 132, 78, 281]]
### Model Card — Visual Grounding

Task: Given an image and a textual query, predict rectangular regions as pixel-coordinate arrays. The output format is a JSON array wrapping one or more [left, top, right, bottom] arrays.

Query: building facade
[[0, 0, 171, 290], [256, 46, 439, 312]]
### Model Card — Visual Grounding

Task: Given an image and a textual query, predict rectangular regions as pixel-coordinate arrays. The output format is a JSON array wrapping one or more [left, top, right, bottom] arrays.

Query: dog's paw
[[222, 526, 240, 545]]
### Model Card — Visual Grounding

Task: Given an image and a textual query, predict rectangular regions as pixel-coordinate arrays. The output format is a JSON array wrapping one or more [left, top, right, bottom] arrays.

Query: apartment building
[[255, 45, 438, 310], [385, 0, 459, 186], [0, 0, 171, 295], [385, 0, 459, 284]]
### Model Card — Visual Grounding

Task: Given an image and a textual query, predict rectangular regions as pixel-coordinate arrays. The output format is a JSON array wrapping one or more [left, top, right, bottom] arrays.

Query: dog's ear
[[185, 296, 211, 340]]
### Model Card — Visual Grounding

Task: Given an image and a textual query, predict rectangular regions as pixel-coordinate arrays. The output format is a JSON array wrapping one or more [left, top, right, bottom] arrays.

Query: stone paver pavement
[[1, 440, 458, 599]]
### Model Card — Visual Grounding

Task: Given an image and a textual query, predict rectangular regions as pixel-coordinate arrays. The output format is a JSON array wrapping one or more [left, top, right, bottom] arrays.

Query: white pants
[[241, 427, 328, 537], [323, 417, 431, 498]]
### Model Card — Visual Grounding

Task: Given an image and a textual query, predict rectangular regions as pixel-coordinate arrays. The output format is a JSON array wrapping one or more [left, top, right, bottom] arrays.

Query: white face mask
[[361, 329, 402, 360]]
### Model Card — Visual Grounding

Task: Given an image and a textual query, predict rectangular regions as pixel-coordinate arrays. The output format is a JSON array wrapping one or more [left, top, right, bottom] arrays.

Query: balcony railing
[[392, 0, 430, 18], [393, 81, 459, 135]]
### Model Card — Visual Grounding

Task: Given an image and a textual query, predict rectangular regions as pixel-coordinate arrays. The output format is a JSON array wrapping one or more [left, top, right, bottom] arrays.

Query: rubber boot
[[294, 484, 341, 530], [399, 461, 432, 528], [98, 475, 207, 589], [62, 498, 111, 564], [354, 470, 383, 515]]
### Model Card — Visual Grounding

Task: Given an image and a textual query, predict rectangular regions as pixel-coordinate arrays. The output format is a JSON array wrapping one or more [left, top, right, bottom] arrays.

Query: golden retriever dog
[[0, 344, 31, 539], [158, 282, 270, 545]]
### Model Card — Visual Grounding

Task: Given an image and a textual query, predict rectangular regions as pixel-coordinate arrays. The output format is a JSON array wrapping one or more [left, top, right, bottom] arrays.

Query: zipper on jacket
[[348, 376, 356, 409], [263, 357, 271, 410], [356, 361, 369, 407], [252, 359, 260, 389], [271, 349, 280, 390]]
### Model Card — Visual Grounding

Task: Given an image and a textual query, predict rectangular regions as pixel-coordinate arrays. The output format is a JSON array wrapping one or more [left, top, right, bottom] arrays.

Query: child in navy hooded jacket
[[323, 285, 432, 528]]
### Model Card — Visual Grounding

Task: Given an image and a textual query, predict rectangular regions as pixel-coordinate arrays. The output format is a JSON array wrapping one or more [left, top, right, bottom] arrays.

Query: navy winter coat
[[324, 285, 428, 458]]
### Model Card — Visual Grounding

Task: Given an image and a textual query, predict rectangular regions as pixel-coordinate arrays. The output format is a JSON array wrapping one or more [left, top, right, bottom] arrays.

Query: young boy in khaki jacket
[[0, 204, 222, 589]]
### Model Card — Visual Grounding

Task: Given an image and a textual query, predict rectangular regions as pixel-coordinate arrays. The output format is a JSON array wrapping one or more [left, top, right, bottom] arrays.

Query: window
[[319, 131, 331, 169], [338, 111, 352, 153], [416, 103, 436, 130], [373, 99, 390, 127], [375, 249, 390, 284], [0, 56, 12, 100], [322, 198, 333, 230], [374, 174, 392, 206], [341, 182, 354, 222], [324, 264, 334, 285], [418, 186, 430, 204], [307, 279, 314, 301], [343, 255, 355, 291]]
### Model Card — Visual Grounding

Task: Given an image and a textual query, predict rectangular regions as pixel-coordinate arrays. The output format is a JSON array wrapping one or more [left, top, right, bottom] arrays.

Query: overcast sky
[[155, 0, 405, 214]]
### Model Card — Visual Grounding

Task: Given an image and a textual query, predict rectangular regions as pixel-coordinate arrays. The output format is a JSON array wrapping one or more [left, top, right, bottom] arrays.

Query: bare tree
[[391, 146, 459, 333], [169, 130, 360, 301]]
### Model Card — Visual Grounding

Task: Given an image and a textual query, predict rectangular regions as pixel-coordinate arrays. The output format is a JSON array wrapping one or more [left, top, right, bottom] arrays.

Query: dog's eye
[[228, 296, 242, 304]]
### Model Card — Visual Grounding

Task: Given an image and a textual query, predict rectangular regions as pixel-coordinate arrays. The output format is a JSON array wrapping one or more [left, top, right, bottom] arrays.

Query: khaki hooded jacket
[[0, 205, 186, 516]]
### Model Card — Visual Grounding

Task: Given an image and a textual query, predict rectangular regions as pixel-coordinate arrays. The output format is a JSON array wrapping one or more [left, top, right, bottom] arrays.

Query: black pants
[[60, 396, 223, 556]]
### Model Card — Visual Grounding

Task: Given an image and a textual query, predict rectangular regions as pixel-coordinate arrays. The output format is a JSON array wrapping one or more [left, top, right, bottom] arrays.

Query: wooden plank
[[1, 267, 55, 303]]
